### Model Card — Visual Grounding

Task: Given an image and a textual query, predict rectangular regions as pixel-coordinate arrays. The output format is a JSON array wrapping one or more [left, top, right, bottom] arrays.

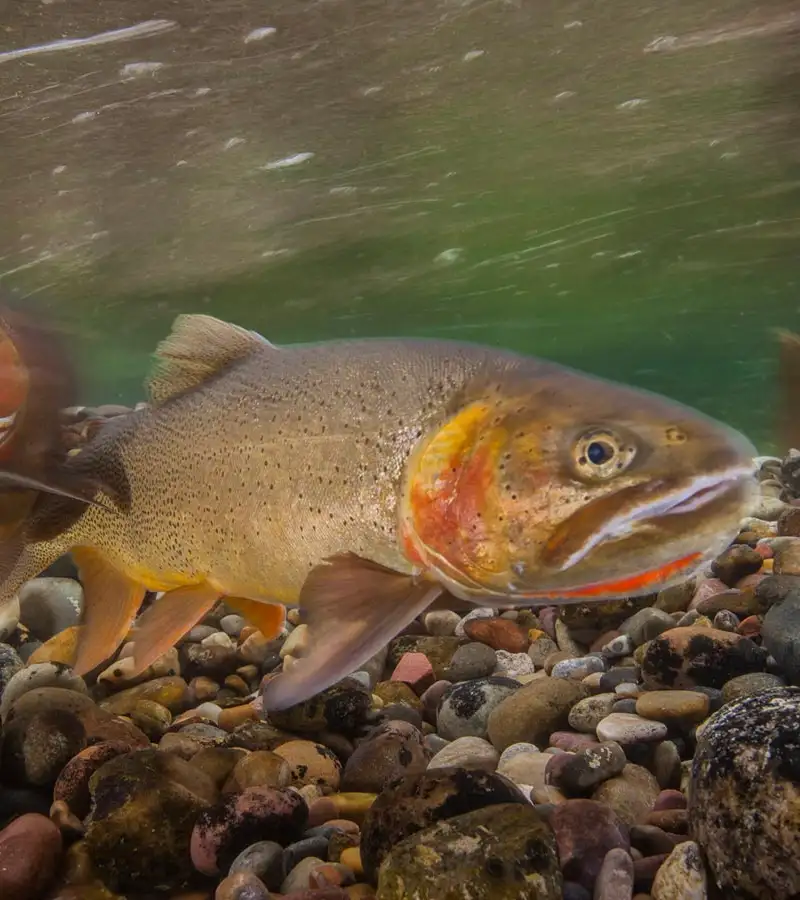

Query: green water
[[0, 0, 798, 451]]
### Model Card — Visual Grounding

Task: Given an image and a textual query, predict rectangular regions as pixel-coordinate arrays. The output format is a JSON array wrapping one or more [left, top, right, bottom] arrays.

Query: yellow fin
[[225, 597, 286, 638], [261, 553, 442, 712], [130, 582, 222, 675], [147, 314, 272, 405], [71, 548, 147, 676]]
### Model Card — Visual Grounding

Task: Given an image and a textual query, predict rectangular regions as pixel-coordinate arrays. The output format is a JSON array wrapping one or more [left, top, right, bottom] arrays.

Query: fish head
[[400, 362, 758, 605]]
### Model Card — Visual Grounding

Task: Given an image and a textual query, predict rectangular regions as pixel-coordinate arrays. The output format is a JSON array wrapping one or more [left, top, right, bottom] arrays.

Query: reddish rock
[[737, 615, 763, 639], [633, 853, 669, 892], [688, 578, 729, 610], [463, 617, 529, 653], [191, 787, 308, 876], [652, 789, 687, 811], [0, 813, 62, 900], [548, 799, 630, 891], [549, 731, 601, 753], [645, 808, 688, 833], [390, 653, 435, 695]]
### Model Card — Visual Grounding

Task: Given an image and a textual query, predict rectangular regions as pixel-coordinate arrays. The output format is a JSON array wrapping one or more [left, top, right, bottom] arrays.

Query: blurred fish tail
[[775, 328, 800, 452], [0, 300, 103, 599]]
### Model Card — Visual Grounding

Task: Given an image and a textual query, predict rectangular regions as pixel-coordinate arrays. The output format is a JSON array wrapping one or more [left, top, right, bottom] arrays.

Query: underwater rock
[[340, 721, 429, 793], [359, 766, 528, 883], [375, 803, 562, 899], [0, 812, 62, 900], [191, 786, 308, 876], [17, 576, 83, 641], [228, 839, 286, 890], [274, 740, 342, 793], [0, 661, 86, 721], [98, 675, 189, 715], [436, 676, 519, 741], [634, 690, 710, 725], [462, 616, 530, 653], [690, 686, 800, 898], [0, 643, 23, 706], [548, 799, 630, 891], [1, 707, 88, 787], [762, 586, 800, 683], [224, 750, 292, 793], [487, 676, 589, 751], [549, 742, 627, 795], [591, 763, 660, 829], [650, 840, 707, 900], [640, 626, 768, 690], [215, 871, 272, 900], [84, 749, 216, 892], [266, 679, 373, 736], [427, 736, 499, 772], [386, 636, 463, 679]]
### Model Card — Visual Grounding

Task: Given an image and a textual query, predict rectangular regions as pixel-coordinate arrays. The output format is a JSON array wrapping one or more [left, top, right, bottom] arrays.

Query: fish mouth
[[549, 463, 757, 573]]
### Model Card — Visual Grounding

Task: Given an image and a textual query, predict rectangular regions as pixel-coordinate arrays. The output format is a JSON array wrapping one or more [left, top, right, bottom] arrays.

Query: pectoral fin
[[261, 552, 442, 712], [225, 596, 286, 639], [71, 548, 147, 676], [130, 583, 223, 675]]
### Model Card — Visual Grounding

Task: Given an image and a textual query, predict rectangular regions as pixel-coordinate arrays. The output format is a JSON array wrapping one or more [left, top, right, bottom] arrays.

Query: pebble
[[463, 616, 530, 652], [635, 690, 709, 725], [621, 608, 675, 646], [17, 577, 83, 641], [550, 741, 627, 794], [568, 693, 617, 733], [711, 545, 764, 586], [549, 799, 630, 891], [220, 614, 247, 637], [422, 609, 461, 636], [762, 585, 800, 683], [594, 847, 635, 900], [651, 841, 707, 899], [596, 713, 668, 744], [551, 656, 606, 680], [493, 649, 536, 678], [454, 608, 497, 637], [487, 676, 589, 750], [528, 632, 559, 667], [436, 676, 519, 740], [721, 671, 786, 703], [0, 813, 62, 900], [215, 871, 271, 899], [340, 721, 429, 793], [275, 741, 342, 793], [191, 787, 308, 876], [592, 763, 661, 828], [390, 652, 434, 693], [226, 840, 286, 890], [444, 643, 497, 681], [0, 662, 87, 721], [641, 626, 768, 690], [427, 735, 499, 771]]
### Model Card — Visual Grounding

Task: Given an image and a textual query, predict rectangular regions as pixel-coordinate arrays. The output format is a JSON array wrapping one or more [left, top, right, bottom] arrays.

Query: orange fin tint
[[224, 596, 286, 638], [261, 552, 441, 712], [71, 547, 147, 676], [130, 583, 222, 675]]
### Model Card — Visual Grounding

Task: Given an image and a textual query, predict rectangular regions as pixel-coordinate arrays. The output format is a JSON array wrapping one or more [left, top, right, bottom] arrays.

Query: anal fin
[[224, 596, 286, 638], [261, 552, 441, 712], [71, 547, 147, 676], [130, 583, 222, 675]]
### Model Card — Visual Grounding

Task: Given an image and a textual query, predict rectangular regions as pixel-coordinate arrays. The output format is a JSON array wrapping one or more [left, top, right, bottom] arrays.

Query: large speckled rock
[[437, 677, 519, 741], [274, 740, 342, 794], [376, 803, 562, 899], [341, 721, 430, 793], [690, 686, 800, 898], [641, 626, 767, 690], [83, 749, 216, 891], [265, 679, 372, 736], [53, 741, 132, 818], [361, 767, 528, 883], [487, 677, 590, 751]]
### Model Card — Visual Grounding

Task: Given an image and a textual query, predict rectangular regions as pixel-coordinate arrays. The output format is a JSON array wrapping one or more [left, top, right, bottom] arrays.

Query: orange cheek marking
[[409, 442, 498, 574], [522, 550, 702, 600]]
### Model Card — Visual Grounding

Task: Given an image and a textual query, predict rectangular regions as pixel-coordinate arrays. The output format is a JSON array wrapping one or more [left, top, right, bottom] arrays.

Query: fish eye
[[587, 440, 614, 465], [573, 428, 635, 480]]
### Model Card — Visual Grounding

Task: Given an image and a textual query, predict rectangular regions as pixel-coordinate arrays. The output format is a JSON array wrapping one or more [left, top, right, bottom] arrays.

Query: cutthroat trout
[[0, 313, 758, 710]]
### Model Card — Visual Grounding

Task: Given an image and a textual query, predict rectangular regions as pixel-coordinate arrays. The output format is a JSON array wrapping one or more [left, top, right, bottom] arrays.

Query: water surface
[[0, 0, 798, 449]]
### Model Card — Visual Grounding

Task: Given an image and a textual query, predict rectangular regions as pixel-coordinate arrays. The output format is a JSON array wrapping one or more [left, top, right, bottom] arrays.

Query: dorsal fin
[[146, 314, 273, 405]]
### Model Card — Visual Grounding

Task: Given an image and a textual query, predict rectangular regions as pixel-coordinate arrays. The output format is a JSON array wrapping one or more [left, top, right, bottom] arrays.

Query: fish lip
[[553, 463, 757, 572]]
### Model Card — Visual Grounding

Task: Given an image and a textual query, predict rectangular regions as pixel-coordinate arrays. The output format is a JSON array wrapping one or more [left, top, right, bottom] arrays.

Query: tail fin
[[775, 328, 800, 453], [0, 299, 101, 586]]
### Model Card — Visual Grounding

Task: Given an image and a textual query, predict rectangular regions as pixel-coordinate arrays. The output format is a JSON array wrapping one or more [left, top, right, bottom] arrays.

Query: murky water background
[[0, 0, 798, 449]]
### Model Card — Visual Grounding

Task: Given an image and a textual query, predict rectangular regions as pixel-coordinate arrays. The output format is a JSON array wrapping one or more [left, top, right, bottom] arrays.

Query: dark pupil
[[587, 440, 613, 465]]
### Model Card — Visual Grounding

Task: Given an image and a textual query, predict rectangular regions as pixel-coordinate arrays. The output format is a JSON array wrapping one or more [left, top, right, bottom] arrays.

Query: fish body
[[0, 314, 758, 709]]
